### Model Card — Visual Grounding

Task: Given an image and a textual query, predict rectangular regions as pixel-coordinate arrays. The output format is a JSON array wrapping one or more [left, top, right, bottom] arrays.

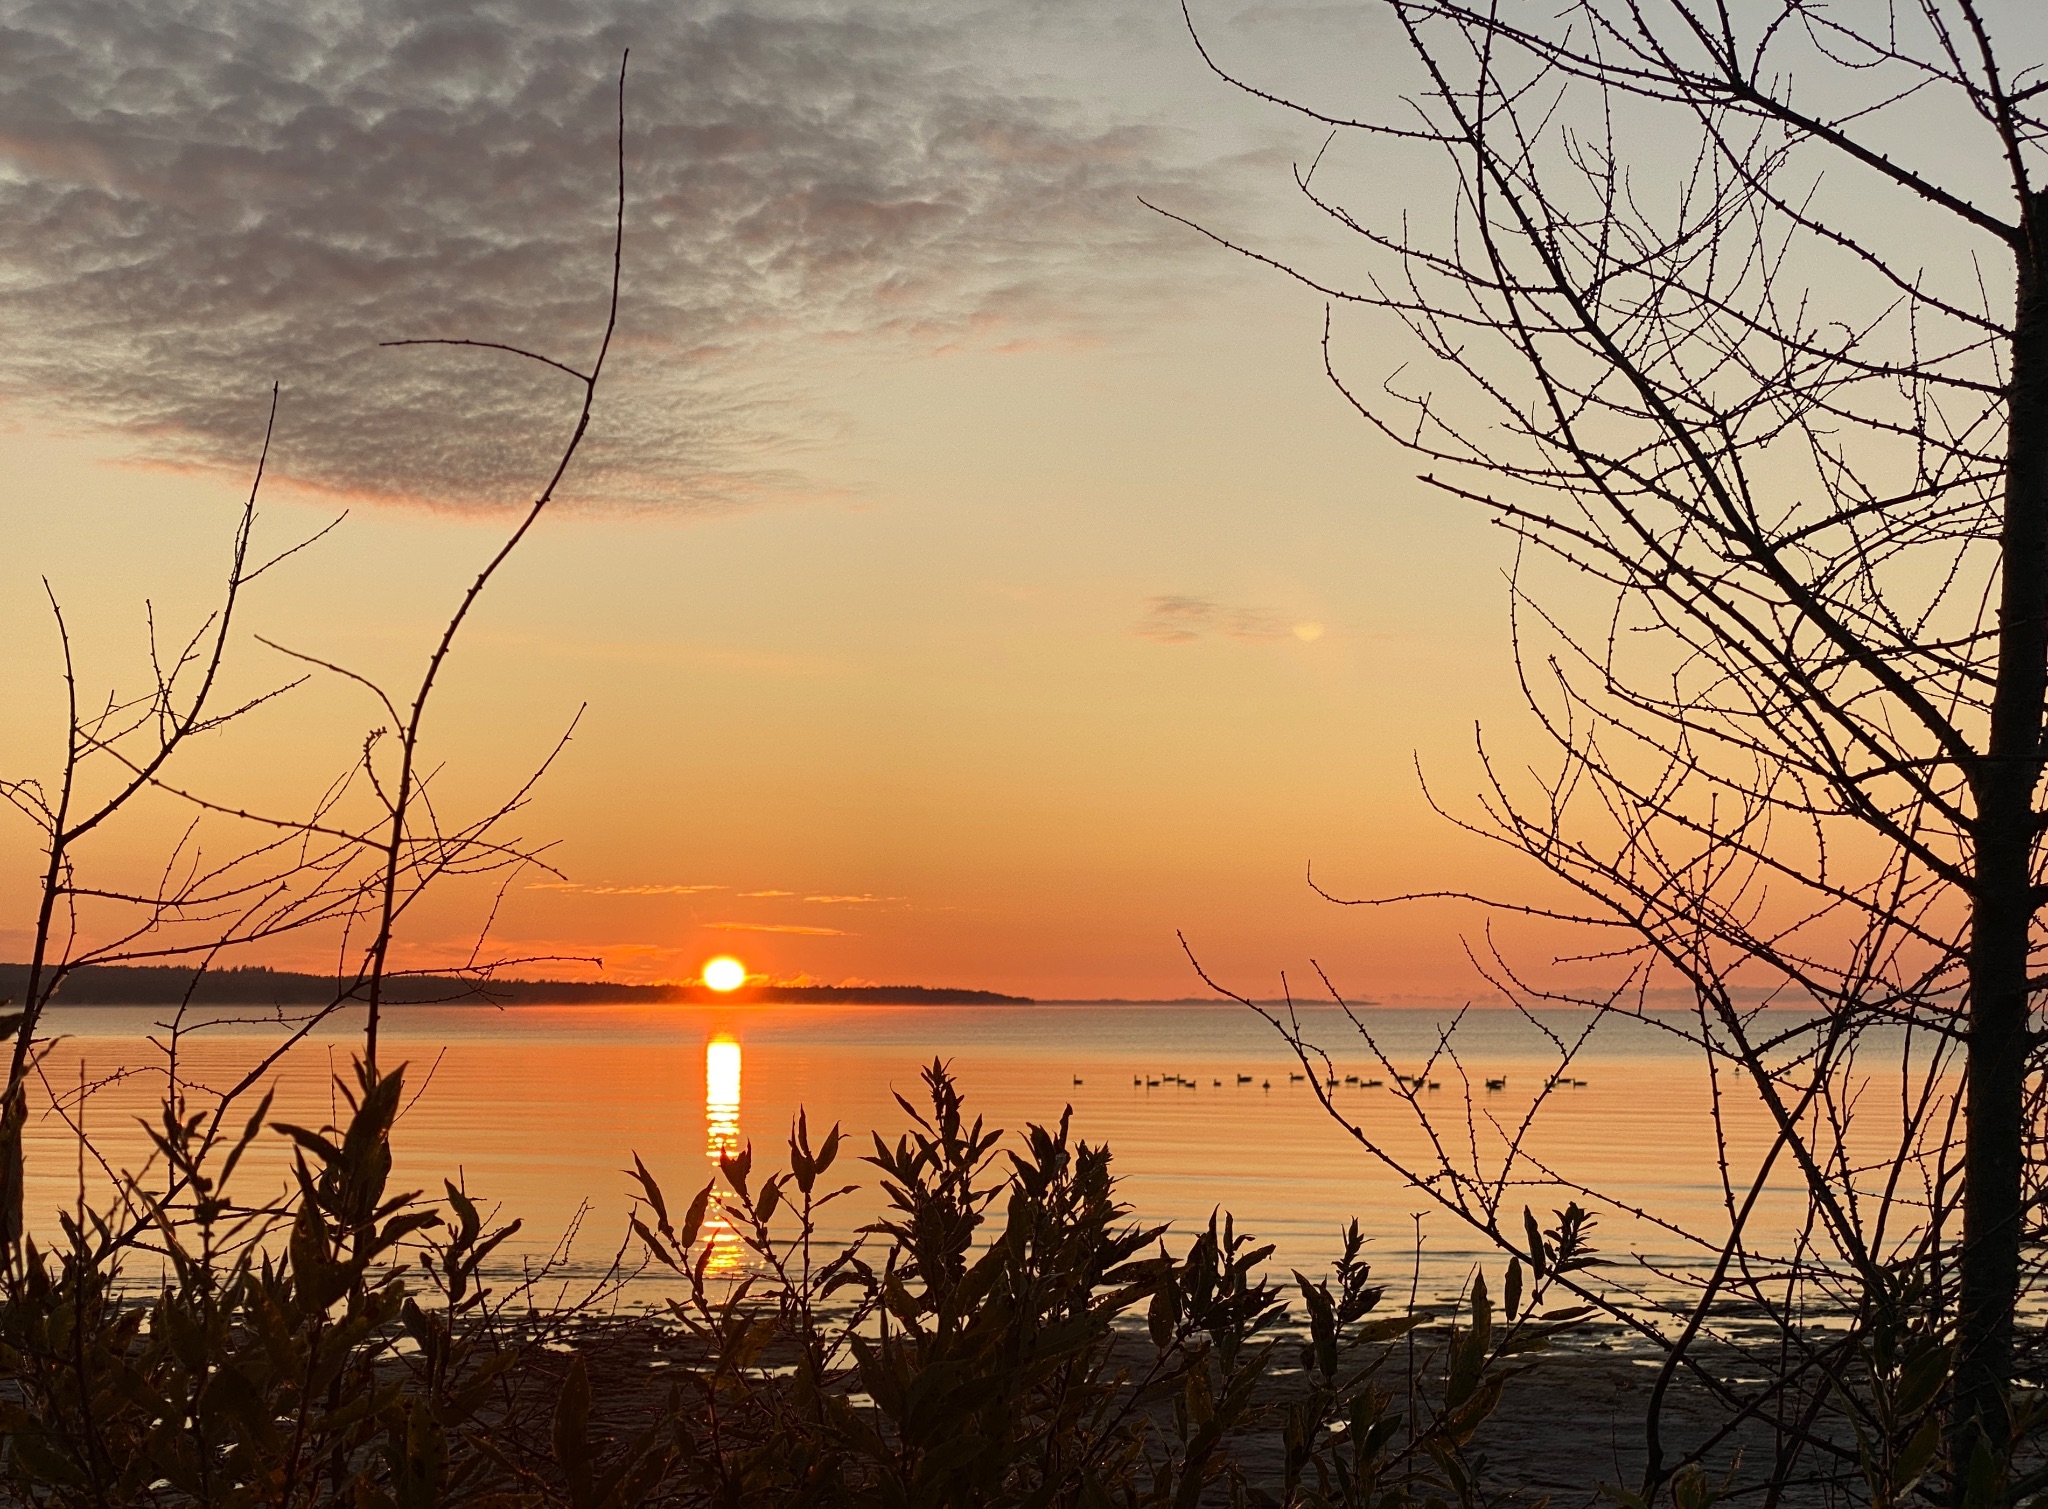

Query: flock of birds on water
[[1063, 1072, 1593, 1092]]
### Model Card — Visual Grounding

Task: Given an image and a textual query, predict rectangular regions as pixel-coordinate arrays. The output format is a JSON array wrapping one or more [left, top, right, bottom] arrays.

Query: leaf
[[1359, 1415, 1401, 1462], [270, 1121, 345, 1168], [1895, 1343, 1953, 1417], [729, 1316, 778, 1370], [375, 1209, 443, 1254], [720, 1144, 753, 1200], [1148, 1279, 1180, 1349], [1672, 1464, 1723, 1509], [444, 1179, 482, 1247], [8, 1428, 85, 1486], [633, 1217, 679, 1271], [598, 1434, 676, 1509], [679, 1179, 715, 1251], [553, 1355, 593, 1501], [201, 1359, 280, 1451], [1893, 1413, 1943, 1495], [217, 1087, 276, 1189], [393, 1398, 449, 1509], [1962, 1428, 2002, 1509], [628, 1152, 670, 1233], [913, 1429, 991, 1492], [1354, 1314, 1422, 1344]]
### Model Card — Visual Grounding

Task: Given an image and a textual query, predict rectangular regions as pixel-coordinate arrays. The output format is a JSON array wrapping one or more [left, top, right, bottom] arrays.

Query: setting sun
[[701, 956, 747, 993]]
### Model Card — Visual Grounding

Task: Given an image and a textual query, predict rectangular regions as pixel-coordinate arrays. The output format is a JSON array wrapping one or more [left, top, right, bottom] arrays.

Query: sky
[[0, 0, 1629, 1001]]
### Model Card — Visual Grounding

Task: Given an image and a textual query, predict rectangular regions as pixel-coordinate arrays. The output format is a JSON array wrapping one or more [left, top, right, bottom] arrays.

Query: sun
[[701, 956, 747, 993]]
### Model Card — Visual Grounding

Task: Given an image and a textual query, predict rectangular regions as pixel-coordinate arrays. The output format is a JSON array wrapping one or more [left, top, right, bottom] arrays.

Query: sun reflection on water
[[703, 1035, 744, 1274], [706, 1036, 742, 1158]]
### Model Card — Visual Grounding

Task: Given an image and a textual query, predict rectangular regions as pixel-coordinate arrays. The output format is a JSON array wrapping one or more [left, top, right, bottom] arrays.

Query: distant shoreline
[[1, 963, 1030, 1008], [6, 966, 1822, 1012]]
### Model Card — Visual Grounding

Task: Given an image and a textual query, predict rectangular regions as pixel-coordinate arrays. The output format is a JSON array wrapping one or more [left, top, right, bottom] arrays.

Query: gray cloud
[[0, 0, 1215, 506], [1134, 594, 1220, 643], [1134, 593, 1317, 642]]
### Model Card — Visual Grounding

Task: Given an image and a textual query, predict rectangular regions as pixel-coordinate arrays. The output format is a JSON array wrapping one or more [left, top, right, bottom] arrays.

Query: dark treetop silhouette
[[1170, 0, 2048, 1499]]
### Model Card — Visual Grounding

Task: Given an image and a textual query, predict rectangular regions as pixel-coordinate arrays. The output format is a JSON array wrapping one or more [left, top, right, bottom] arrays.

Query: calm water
[[24, 1001, 1899, 1308]]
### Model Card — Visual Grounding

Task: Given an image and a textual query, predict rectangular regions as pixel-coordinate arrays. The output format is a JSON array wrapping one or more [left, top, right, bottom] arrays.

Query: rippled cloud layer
[[0, 0, 1210, 506]]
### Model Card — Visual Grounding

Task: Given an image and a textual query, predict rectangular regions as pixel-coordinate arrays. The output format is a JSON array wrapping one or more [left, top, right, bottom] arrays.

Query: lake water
[[23, 1000, 1905, 1311]]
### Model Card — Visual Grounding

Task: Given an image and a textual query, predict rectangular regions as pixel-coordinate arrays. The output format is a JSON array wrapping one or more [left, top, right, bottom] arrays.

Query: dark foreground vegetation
[[6, 1049, 2043, 1508], [0, 1057, 1603, 1508]]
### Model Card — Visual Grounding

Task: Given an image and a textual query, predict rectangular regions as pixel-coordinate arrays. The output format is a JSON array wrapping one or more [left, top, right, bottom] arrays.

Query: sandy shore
[[515, 1316, 1845, 1503]]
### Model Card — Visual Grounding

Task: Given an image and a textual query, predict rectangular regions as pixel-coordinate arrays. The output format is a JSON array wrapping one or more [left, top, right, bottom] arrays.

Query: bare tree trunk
[[1959, 200, 2048, 1466]]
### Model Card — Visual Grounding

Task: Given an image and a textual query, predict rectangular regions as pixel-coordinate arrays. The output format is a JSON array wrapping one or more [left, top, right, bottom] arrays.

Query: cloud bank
[[0, 0, 1211, 506]]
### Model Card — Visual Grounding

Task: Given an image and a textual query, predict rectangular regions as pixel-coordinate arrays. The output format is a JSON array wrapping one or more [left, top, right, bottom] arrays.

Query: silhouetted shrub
[[0, 1058, 1596, 1507]]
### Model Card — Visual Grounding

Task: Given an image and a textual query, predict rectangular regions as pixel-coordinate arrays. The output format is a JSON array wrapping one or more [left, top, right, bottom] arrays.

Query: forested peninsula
[[0, 963, 1030, 1007]]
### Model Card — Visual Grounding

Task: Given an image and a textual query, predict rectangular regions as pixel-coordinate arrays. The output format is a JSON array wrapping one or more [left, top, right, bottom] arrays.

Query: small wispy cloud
[[529, 882, 724, 896], [1134, 595, 1215, 643], [1134, 596, 1323, 644], [706, 921, 854, 937], [728, 889, 900, 905]]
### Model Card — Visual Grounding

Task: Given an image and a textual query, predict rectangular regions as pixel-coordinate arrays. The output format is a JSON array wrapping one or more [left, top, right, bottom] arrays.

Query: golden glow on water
[[702, 1034, 744, 1273], [25, 1003, 1917, 1305]]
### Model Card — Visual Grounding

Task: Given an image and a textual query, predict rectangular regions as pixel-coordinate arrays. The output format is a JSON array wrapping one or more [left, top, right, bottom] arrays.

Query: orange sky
[[1, 308, 1578, 1002], [0, 0, 1612, 1002]]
